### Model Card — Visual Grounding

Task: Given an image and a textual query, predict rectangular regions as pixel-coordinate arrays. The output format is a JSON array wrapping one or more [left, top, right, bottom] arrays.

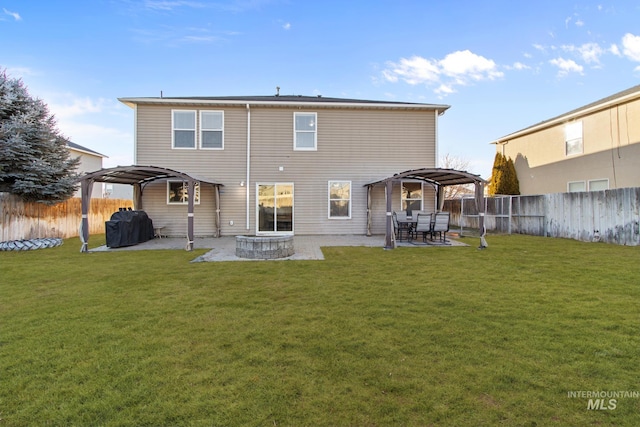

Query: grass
[[1, 234, 639, 426]]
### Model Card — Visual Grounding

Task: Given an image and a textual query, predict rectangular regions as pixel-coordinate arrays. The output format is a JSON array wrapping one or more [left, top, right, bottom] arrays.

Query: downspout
[[246, 104, 251, 230], [133, 104, 138, 164], [434, 110, 439, 168]]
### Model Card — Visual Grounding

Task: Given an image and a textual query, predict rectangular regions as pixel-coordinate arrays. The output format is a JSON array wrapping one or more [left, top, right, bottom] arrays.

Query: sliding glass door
[[257, 183, 293, 234]]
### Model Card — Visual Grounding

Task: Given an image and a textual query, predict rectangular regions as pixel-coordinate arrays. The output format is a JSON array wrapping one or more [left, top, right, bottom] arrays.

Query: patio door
[[257, 183, 294, 234]]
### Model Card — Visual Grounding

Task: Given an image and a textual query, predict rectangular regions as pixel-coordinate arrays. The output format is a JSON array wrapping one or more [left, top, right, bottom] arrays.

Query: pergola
[[364, 168, 488, 249], [76, 165, 223, 252]]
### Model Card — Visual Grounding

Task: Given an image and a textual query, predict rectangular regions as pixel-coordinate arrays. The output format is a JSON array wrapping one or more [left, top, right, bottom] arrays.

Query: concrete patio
[[90, 234, 468, 262]]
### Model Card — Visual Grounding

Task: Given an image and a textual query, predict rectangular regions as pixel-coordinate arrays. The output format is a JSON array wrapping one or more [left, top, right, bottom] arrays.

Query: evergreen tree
[[0, 70, 79, 203], [488, 152, 504, 196], [504, 156, 520, 195], [489, 152, 520, 195]]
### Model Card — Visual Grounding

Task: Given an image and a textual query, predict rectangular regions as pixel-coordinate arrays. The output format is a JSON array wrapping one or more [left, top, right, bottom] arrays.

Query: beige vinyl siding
[[248, 107, 436, 235], [136, 104, 247, 236], [134, 103, 438, 236], [140, 181, 218, 237]]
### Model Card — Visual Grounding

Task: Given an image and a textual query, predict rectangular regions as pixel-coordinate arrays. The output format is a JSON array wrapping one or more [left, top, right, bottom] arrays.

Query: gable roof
[[67, 141, 107, 157], [493, 84, 640, 144], [119, 94, 450, 112]]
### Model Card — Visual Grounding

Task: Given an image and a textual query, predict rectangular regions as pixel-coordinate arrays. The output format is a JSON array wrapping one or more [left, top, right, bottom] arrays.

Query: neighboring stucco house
[[68, 142, 133, 199], [492, 84, 640, 195], [117, 95, 451, 237]]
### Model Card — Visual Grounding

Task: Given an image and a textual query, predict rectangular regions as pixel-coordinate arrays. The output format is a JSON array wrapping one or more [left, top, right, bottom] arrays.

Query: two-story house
[[492, 84, 640, 195], [113, 95, 453, 238]]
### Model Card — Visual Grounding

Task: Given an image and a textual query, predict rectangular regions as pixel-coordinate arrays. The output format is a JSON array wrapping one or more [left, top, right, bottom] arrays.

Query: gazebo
[[365, 168, 488, 249], [76, 165, 223, 252]]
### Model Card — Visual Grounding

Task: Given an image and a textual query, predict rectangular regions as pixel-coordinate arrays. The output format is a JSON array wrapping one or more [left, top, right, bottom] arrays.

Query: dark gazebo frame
[[76, 165, 223, 252], [365, 168, 488, 249]]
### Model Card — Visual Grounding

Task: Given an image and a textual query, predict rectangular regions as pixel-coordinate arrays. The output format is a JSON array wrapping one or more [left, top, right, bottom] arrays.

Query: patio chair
[[432, 212, 450, 243], [392, 212, 408, 240], [414, 213, 433, 242]]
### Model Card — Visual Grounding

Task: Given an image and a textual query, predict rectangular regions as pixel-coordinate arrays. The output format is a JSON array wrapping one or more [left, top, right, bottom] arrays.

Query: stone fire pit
[[235, 235, 295, 259]]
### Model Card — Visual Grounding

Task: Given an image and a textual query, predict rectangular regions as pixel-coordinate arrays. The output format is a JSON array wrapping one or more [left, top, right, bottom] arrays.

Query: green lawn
[[1, 234, 639, 426]]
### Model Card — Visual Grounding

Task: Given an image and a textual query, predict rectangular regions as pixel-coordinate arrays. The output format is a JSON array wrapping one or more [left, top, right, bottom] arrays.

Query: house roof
[[76, 165, 223, 186], [67, 141, 107, 157], [492, 83, 640, 144], [366, 168, 486, 187], [118, 94, 450, 112]]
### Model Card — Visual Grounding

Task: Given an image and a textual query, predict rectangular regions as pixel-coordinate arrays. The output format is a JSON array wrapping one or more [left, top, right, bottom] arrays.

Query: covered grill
[[105, 209, 155, 248]]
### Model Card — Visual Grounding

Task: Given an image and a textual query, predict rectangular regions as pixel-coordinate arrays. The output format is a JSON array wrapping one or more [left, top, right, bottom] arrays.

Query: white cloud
[[382, 56, 440, 85], [3, 8, 21, 21], [282, 22, 291, 30], [439, 50, 503, 81], [575, 19, 584, 27], [610, 44, 621, 56], [568, 42, 604, 64], [621, 33, 640, 62], [511, 62, 531, 70], [382, 50, 502, 96], [48, 96, 111, 119], [549, 57, 584, 77]]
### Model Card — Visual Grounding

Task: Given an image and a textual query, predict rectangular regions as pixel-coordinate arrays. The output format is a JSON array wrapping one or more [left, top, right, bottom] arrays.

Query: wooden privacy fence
[[1, 193, 133, 241], [444, 187, 640, 246]]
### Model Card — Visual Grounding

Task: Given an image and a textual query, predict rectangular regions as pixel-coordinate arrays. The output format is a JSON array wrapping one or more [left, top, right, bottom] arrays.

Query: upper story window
[[200, 111, 224, 149], [172, 110, 197, 149], [565, 121, 583, 156], [401, 181, 423, 213], [328, 181, 351, 219], [294, 112, 317, 150]]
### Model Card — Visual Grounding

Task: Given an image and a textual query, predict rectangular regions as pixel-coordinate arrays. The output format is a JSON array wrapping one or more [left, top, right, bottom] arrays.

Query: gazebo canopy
[[76, 165, 223, 252], [365, 167, 486, 187], [364, 168, 487, 249]]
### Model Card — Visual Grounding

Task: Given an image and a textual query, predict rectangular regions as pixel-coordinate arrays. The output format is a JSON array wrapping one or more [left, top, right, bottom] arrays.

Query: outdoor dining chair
[[415, 213, 433, 242], [432, 212, 451, 242]]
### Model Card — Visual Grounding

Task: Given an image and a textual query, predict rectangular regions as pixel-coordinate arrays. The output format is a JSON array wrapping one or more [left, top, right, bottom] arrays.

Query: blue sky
[[2, 0, 640, 179]]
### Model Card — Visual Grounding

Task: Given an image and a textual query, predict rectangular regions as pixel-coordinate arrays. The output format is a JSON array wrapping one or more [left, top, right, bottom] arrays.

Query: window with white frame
[[565, 121, 583, 156], [567, 181, 586, 193], [294, 112, 317, 150], [401, 181, 422, 213], [588, 179, 609, 191], [167, 181, 200, 204], [200, 111, 224, 149], [328, 181, 351, 219], [172, 110, 197, 149]]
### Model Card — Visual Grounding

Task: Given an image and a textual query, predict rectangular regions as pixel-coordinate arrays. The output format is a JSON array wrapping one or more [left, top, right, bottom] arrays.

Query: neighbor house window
[[200, 111, 224, 149], [401, 181, 422, 213], [568, 181, 586, 193], [294, 112, 317, 150], [565, 121, 583, 156], [167, 181, 200, 204], [172, 110, 196, 149], [328, 181, 351, 219], [588, 179, 609, 191]]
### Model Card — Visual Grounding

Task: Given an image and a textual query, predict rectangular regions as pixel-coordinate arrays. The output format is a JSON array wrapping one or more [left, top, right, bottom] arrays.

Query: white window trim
[[401, 180, 423, 211], [328, 180, 352, 219], [567, 180, 586, 193], [293, 112, 317, 151], [167, 180, 201, 205], [255, 182, 295, 235], [588, 178, 609, 191], [199, 110, 224, 150], [172, 109, 197, 150], [565, 121, 583, 157]]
